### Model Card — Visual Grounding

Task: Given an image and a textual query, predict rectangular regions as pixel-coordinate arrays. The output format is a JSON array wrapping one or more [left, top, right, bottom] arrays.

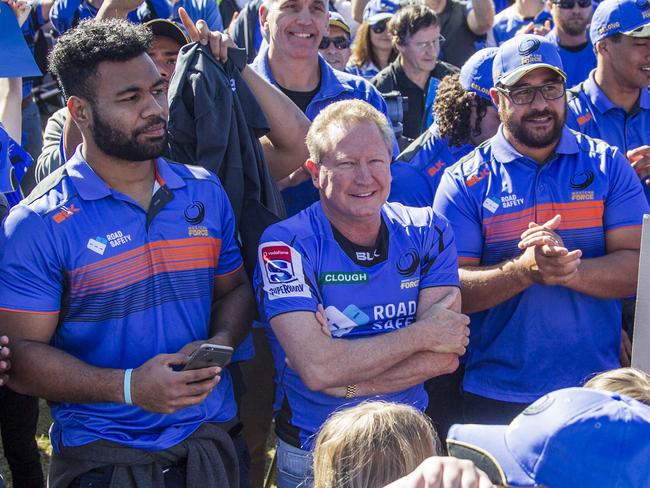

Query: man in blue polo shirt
[[255, 100, 469, 488], [0, 19, 254, 486], [391, 47, 499, 207], [566, 0, 650, 202], [492, 0, 553, 46], [434, 34, 649, 425], [545, 0, 596, 88], [252, 0, 392, 217]]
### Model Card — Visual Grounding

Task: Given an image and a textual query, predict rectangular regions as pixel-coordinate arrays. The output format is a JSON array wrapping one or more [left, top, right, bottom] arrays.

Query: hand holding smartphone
[[182, 343, 233, 371]]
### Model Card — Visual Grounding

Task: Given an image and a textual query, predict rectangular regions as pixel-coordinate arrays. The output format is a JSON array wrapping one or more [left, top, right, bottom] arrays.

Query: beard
[[89, 106, 168, 161], [503, 108, 565, 149], [557, 15, 590, 37]]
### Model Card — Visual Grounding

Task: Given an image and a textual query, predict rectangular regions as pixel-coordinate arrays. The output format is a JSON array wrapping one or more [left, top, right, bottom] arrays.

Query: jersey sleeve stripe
[[0, 307, 59, 315]]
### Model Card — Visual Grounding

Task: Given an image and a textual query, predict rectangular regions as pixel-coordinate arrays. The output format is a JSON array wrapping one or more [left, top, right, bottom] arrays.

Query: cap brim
[[498, 64, 566, 87], [329, 19, 351, 34], [447, 424, 535, 487], [623, 22, 650, 38], [145, 19, 190, 47], [366, 12, 393, 25]]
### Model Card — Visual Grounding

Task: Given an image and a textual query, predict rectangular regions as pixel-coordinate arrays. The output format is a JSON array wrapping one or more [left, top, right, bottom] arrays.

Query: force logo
[[188, 225, 209, 237], [259, 241, 311, 300], [400, 278, 419, 289], [52, 204, 80, 224], [320, 272, 369, 285]]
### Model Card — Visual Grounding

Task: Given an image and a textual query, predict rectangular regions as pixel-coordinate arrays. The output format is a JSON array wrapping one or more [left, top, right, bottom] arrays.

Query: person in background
[[346, 0, 400, 79], [424, 0, 494, 67], [372, 4, 458, 140], [50, 0, 171, 34], [545, 0, 595, 88], [319, 12, 352, 71], [172, 0, 224, 31], [491, 0, 552, 46], [392, 47, 499, 208], [585, 367, 650, 405]]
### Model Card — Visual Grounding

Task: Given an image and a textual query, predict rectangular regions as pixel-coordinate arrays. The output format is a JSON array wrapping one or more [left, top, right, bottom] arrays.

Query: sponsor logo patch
[[324, 304, 369, 337], [466, 165, 490, 187], [320, 271, 369, 285], [482, 196, 500, 213], [106, 230, 132, 248], [427, 160, 446, 178], [259, 241, 311, 300], [87, 236, 108, 255]]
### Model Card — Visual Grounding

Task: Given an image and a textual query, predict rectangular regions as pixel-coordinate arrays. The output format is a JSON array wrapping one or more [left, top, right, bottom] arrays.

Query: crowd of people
[[1, 0, 650, 485]]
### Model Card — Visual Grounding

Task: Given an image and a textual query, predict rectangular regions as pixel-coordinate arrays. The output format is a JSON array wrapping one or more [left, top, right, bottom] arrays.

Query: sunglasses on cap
[[319, 36, 351, 49], [371, 19, 389, 34], [552, 0, 591, 8]]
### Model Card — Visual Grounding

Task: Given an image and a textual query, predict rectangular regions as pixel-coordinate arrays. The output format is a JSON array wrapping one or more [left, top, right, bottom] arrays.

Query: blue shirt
[[173, 0, 223, 32], [390, 126, 474, 205], [433, 126, 649, 402], [491, 7, 552, 46], [546, 30, 596, 89], [253, 201, 460, 450], [0, 149, 242, 451], [566, 70, 650, 201], [51, 0, 171, 34], [345, 61, 380, 81], [0, 123, 33, 206], [250, 46, 393, 216]]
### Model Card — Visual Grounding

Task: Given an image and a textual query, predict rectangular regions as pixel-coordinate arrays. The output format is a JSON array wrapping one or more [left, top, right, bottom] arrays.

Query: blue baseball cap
[[0, 2, 42, 78], [447, 387, 650, 487], [590, 0, 650, 44], [492, 34, 566, 87], [459, 47, 498, 101], [363, 0, 401, 25]]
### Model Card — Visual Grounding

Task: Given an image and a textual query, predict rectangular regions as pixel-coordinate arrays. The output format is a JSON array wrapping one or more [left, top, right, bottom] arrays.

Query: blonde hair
[[306, 100, 393, 164], [313, 401, 439, 488], [585, 367, 650, 406]]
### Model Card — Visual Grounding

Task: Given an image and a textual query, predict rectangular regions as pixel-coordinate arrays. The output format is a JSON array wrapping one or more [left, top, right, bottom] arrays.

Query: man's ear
[[305, 159, 320, 185], [489, 87, 501, 109], [67, 96, 91, 129], [259, 3, 270, 35], [594, 39, 609, 58]]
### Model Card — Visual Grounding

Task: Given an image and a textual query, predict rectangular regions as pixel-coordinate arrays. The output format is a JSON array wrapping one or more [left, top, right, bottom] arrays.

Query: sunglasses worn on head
[[319, 36, 351, 49], [497, 81, 566, 105], [552, 0, 591, 9], [371, 20, 388, 34]]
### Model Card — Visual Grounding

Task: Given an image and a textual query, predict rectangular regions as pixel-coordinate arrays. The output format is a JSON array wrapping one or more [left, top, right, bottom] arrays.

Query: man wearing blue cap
[[566, 0, 650, 203], [392, 47, 500, 207], [434, 34, 649, 424], [447, 387, 650, 487]]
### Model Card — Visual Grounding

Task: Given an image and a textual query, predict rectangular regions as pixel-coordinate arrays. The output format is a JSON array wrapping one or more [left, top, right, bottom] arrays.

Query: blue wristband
[[123, 368, 133, 405]]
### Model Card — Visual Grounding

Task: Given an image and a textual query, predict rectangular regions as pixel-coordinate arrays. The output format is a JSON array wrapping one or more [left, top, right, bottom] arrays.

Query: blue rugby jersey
[[491, 7, 553, 46], [390, 126, 475, 206], [567, 70, 650, 201], [433, 126, 649, 402], [0, 149, 242, 451], [253, 201, 459, 450]]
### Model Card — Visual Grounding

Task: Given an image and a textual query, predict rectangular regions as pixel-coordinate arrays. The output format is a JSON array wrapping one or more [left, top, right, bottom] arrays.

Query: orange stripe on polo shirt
[[69, 237, 221, 298], [484, 201, 604, 244]]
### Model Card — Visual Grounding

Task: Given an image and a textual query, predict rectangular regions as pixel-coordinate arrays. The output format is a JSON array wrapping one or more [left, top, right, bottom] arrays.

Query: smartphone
[[182, 343, 233, 371]]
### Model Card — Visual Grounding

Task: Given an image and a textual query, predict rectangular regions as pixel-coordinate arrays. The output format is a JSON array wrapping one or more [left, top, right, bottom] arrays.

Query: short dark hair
[[388, 4, 438, 45], [434, 74, 491, 147], [48, 19, 153, 101]]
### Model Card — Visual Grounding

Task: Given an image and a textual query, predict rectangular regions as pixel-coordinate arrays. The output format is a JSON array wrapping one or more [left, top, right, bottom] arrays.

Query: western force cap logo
[[522, 394, 555, 416], [184, 201, 205, 225], [518, 38, 541, 56]]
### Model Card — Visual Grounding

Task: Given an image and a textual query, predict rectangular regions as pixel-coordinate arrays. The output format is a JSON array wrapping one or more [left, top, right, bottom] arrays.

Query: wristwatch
[[345, 384, 358, 399]]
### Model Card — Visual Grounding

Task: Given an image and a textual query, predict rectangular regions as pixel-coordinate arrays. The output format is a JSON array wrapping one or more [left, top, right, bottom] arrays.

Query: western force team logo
[[259, 241, 311, 300], [184, 201, 205, 225], [518, 38, 540, 56]]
